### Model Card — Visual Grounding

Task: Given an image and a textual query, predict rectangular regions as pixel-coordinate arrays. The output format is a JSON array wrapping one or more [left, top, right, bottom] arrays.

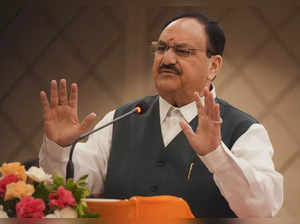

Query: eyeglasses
[[151, 41, 215, 58]]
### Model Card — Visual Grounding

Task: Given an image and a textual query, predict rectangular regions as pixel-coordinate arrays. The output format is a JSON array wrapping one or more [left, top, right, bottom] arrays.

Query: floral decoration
[[0, 205, 8, 218], [49, 186, 76, 209], [16, 196, 45, 218], [26, 166, 52, 184], [0, 175, 19, 198], [0, 162, 98, 219], [0, 162, 27, 182], [5, 181, 35, 201]]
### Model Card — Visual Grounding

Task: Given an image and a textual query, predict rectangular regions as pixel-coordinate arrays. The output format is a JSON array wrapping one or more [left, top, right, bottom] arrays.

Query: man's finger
[[204, 87, 211, 116], [50, 80, 58, 107], [40, 91, 50, 117], [69, 83, 78, 109], [213, 104, 221, 123], [80, 112, 97, 133], [207, 90, 215, 120], [59, 79, 68, 105], [194, 91, 204, 116], [180, 120, 196, 142]]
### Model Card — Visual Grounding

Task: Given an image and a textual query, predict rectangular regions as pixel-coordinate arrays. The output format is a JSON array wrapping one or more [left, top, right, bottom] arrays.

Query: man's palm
[[40, 79, 96, 147], [180, 88, 222, 156]]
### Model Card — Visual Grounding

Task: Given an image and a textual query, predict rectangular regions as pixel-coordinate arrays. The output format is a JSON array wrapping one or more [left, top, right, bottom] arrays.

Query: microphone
[[66, 102, 149, 179]]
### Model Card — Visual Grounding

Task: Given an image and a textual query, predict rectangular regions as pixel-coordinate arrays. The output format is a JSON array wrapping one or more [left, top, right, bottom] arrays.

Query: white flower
[[45, 207, 78, 219], [58, 207, 78, 218], [26, 166, 52, 183], [0, 205, 8, 218], [44, 213, 58, 218]]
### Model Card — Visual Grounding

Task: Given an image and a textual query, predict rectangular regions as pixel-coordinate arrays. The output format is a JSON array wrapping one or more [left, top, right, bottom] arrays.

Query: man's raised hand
[[179, 87, 222, 156], [40, 79, 96, 147]]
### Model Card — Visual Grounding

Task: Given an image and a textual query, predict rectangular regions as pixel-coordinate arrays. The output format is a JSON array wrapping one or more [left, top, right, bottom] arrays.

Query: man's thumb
[[179, 120, 195, 141], [80, 112, 97, 133]]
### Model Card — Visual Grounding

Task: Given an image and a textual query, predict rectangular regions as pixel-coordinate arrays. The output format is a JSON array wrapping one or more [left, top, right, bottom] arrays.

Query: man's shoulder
[[216, 97, 258, 124], [216, 97, 259, 149]]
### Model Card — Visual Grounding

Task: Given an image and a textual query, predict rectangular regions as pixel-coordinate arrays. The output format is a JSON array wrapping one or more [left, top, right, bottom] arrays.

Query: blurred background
[[0, 0, 299, 222]]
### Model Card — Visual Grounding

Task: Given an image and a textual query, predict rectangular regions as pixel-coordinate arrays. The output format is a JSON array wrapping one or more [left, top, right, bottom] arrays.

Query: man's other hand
[[40, 79, 96, 147], [180, 87, 222, 156]]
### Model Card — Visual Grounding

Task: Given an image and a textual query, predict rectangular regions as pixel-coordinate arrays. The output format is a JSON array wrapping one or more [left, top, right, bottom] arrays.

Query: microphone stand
[[66, 107, 139, 180]]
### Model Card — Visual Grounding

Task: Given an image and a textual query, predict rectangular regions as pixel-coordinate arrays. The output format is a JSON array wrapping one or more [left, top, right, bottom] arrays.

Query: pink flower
[[16, 196, 45, 218], [49, 186, 76, 209], [0, 174, 19, 198]]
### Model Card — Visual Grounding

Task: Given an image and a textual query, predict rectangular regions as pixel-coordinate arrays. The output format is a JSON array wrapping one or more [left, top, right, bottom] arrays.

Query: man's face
[[152, 18, 217, 105]]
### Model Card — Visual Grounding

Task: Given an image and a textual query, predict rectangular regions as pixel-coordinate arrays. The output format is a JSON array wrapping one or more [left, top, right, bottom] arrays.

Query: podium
[[85, 195, 194, 222]]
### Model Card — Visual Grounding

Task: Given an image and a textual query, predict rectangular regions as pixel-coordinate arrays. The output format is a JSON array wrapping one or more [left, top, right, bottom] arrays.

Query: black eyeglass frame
[[151, 41, 217, 58]]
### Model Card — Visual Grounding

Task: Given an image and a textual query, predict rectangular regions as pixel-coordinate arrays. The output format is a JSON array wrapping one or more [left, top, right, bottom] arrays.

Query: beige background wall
[[0, 0, 299, 222]]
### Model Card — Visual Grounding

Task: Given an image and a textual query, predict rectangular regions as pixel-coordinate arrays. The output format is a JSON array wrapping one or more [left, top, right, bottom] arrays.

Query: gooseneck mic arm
[[66, 102, 148, 180]]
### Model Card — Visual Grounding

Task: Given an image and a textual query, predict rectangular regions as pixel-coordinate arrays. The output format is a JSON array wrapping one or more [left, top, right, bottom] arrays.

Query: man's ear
[[208, 55, 223, 81]]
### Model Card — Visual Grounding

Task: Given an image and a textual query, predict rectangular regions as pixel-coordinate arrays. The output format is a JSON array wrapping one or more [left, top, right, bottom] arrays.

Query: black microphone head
[[136, 101, 149, 115]]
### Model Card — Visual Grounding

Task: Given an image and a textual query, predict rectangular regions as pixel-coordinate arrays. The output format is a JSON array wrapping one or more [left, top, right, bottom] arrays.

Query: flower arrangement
[[0, 162, 98, 218]]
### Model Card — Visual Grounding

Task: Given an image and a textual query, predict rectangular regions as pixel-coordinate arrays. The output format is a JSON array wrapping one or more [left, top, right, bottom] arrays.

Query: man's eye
[[175, 48, 191, 56], [157, 45, 167, 52]]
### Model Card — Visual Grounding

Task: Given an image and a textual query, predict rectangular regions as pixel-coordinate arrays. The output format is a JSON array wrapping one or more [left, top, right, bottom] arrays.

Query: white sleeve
[[39, 110, 115, 196], [198, 123, 284, 217]]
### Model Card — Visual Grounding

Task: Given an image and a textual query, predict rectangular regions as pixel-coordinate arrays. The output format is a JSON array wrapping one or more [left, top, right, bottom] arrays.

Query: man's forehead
[[158, 18, 206, 45], [161, 18, 205, 33]]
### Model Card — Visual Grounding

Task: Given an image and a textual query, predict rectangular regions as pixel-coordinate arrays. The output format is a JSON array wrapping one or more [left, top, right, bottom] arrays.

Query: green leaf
[[76, 200, 99, 218], [78, 181, 88, 187], [76, 203, 85, 217], [53, 174, 65, 189], [33, 182, 50, 202], [72, 188, 88, 203], [3, 198, 19, 217], [77, 174, 88, 182], [81, 212, 100, 218]]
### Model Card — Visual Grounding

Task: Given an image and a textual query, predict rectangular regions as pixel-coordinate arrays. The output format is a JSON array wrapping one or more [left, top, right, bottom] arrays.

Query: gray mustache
[[158, 64, 181, 75]]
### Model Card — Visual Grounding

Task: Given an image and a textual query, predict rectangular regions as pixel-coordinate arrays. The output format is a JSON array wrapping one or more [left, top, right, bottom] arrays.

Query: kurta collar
[[159, 85, 216, 124]]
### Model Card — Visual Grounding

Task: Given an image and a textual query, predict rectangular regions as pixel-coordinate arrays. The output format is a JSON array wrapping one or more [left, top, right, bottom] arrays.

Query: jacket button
[[156, 160, 166, 167], [150, 185, 158, 193]]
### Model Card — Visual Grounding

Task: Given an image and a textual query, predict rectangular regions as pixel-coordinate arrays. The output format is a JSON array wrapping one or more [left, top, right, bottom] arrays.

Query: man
[[39, 13, 283, 217]]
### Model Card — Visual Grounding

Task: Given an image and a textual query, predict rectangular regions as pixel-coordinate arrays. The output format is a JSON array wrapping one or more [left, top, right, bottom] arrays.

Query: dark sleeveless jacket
[[102, 95, 258, 217]]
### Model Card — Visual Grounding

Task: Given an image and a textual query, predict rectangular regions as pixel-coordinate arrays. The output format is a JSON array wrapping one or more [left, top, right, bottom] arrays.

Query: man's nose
[[161, 48, 177, 65]]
